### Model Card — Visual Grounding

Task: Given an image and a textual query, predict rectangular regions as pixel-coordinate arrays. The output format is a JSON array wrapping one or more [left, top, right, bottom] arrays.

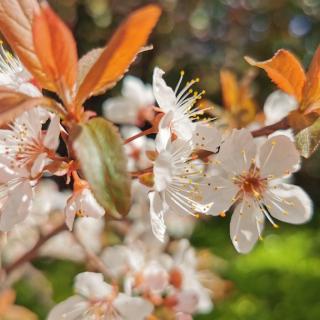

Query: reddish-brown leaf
[[0, 87, 52, 126], [301, 46, 320, 111], [0, 0, 51, 88], [75, 4, 161, 106], [32, 3, 78, 98], [245, 50, 306, 102]]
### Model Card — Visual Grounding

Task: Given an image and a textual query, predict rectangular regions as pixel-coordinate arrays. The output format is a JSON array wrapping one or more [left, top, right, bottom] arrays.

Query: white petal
[[264, 183, 313, 224], [122, 75, 155, 106], [264, 90, 298, 125], [31, 153, 48, 178], [154, 150, 173, 192], [230, 199, 264, 254], [192, 124, 222, 152], [43, 115, 61, 150], [103, 97, 139, 124], [176, 312, 193, 320], [205, 176, 239, 216], [74, 272, 112, 299], [47, 296, 88, 320], [65, 196, 77, 231], [258, 135, 300, 178], [114, 294, 154, 320], [149, 191, 167, 242], [79, 189, 105, 219], [0, 181, 33, 231], [153, 67, 177, 112], [217, 129, 256, 175], [141, 261, 169, 293], [174, 291, 199, 314], [155, 126, 172, 152]]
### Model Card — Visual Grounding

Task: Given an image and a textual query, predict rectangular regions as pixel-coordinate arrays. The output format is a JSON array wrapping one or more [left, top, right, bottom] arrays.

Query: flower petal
[[47, 296, 88, 320], [153, 67, 177, 112], [74, 272, 112, 299], [122, 75, 154, 106], [149, 191, 167, 242], [217, 129, 256, 175], [31, 153, 48, 178], [264, 183, 313, 224], [43, 115, 61, 150], [230, 199, 264, 254], [258, 135, 300, 178], [193, 124, 221, 152], [0, 181, 33, 231], [264, 90, 298, 125], [205, 176, 239, 216], [114, 294, 154, 320], [103, 97, 139, 124]]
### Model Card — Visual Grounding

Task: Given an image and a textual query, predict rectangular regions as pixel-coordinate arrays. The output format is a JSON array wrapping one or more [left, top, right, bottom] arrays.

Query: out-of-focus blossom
[[103, 76, 155, 126], [153, 67, 212, 140], [48, 272, 154, 320], [207, 129, 313, 253], [121, 126, 154, 171], [65, 174, 105, 230]]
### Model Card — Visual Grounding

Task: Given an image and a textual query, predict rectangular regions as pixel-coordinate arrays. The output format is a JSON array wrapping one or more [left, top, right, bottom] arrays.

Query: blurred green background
[[16, 0, 320, 319]]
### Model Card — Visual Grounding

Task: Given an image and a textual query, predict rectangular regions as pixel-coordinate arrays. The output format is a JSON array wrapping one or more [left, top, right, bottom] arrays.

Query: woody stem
[[124, 127, 156, 144], [251, 116, 289, 137], [3, 222, 67, 275]]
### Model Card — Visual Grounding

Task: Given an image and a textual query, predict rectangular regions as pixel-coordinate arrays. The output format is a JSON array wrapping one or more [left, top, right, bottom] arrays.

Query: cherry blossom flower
[[65, 186, 105, 231], [153, 67, 213, 140], [207, 129, 312, 253], [103, 76, 155, 125], [47, 272, 154, 320], [0, 108, 61, 178], [121, 126, 154, 171], [148, 128, 217, 242]]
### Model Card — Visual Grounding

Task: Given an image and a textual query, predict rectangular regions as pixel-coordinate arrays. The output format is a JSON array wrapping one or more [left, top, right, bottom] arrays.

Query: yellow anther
[[180, 70, 185, 76]]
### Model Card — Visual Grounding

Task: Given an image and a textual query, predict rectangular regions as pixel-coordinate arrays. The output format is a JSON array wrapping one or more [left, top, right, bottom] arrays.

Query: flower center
[[234, 167, 267, 198]]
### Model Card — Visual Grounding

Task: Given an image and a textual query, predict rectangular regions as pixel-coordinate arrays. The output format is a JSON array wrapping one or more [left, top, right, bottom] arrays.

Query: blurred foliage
[[12, 0, 320, 318]]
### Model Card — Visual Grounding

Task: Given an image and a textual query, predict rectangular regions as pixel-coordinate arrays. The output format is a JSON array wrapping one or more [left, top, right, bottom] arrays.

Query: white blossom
[[65, 188, 105, 230], [103, 76, 155, 125], [47, 272, 153, 320], [207, 129, 312, 253], [153, 67, 213, 140]]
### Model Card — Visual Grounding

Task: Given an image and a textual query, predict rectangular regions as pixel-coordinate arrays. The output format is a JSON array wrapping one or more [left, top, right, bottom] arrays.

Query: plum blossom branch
[[3, 223, 68, 275]]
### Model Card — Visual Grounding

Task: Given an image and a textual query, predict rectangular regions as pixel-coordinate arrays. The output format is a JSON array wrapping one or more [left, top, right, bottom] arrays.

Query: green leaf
[[72, 117, 131, 218], [295, 117, 320, 158]]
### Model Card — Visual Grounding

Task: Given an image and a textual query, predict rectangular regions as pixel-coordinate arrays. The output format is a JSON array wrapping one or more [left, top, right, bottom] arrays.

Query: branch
[[3, 223, 67, 275], [251, 117, 289, 137]]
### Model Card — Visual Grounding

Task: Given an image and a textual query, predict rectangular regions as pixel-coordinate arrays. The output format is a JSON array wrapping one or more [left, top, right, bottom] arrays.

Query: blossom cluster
[[0, 1, 317, 319]]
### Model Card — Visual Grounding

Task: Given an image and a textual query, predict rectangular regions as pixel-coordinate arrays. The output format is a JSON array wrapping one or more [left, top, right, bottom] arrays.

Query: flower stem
[[251, 116, 289, 137], [124, 127, 156, 144]]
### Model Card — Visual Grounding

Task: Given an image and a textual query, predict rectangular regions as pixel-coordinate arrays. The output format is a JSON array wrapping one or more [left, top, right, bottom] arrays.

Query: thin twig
[[251, 117, 289, 137], [3, 223, 67, 275], [124, 127, 156, 144]]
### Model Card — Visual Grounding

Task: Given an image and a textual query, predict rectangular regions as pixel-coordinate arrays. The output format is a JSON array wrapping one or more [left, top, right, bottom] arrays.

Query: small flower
[[47, 272, 154, 320], [148, 128, 215, 242], [103, 76, 155, 125], [0, 107, 61, 178], [65, 181, 105, 230], [207, 129, 312, 253], [153, 67, 212, 140]]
